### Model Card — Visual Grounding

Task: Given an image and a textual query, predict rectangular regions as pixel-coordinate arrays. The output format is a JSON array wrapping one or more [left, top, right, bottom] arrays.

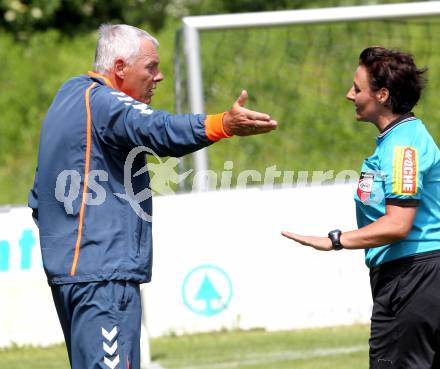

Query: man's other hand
[[223, 90, 278, 136]]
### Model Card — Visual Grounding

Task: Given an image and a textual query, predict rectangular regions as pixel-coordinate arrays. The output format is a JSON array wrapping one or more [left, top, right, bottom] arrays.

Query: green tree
[[0, 0, 426, 38], [0, 0, 172, 38]]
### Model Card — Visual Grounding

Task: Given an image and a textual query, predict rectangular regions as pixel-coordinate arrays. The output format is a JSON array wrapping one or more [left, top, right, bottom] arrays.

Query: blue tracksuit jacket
[[28, 72, 226, 285]]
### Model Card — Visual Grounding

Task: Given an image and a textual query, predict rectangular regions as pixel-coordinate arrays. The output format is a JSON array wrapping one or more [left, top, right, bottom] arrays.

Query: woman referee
[[282, 46, 440, 369]]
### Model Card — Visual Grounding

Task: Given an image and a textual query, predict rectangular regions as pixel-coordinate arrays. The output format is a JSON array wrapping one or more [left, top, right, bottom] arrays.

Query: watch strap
[[328, 229, 343, 250]]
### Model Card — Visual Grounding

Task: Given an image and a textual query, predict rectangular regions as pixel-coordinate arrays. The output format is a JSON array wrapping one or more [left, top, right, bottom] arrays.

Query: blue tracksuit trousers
[[51, 281, 141, 369]]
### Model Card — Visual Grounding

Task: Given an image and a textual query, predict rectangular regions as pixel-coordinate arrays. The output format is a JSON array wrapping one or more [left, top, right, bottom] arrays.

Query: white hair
[[94, 24, 159, 74]]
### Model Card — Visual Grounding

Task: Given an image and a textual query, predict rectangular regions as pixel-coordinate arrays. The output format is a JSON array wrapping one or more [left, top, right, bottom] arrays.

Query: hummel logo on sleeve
[[110, 91, 153, 115]]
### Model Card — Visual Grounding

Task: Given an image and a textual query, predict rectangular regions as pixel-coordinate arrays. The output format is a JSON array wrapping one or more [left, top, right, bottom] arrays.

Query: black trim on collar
[[378, 112, 416, 138]]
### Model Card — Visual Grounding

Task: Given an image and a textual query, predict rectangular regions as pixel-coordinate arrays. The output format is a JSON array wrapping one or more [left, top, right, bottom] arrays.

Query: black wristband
[[328, 229, 343, 251]]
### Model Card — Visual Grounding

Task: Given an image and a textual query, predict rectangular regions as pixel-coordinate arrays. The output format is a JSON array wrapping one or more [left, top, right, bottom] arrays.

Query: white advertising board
[[0, 183, 372, 347]]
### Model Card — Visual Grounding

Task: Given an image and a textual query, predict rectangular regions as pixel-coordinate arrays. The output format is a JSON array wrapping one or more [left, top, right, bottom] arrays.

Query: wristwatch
[[328, 229, 343, 250]]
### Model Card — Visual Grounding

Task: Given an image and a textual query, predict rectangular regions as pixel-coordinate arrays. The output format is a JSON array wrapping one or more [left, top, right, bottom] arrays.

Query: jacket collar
[[87, 71, 115, 89]]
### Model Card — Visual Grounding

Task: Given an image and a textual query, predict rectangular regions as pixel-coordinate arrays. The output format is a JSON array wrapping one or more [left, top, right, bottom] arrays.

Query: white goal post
[[180, 1, 440, 191]]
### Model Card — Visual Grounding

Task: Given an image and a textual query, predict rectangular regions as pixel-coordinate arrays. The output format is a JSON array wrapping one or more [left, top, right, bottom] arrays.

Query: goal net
[[174, 2, 440, 191]]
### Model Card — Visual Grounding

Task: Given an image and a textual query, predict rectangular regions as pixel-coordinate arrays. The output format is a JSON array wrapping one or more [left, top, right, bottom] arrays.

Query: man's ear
[[376, 87, 390, 105], [114, 58, 126, 79]]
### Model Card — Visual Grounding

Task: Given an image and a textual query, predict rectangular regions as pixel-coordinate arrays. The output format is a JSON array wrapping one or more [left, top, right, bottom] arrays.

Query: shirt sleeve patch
[[392, 146, 418, 195], [109, 91, 154, 115]]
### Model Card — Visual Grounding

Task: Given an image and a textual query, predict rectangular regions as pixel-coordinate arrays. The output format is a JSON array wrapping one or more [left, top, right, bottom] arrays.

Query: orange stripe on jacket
[[205, 113, 232, 141], [70, 82, 97, 276], [87, 71, 115, 89]]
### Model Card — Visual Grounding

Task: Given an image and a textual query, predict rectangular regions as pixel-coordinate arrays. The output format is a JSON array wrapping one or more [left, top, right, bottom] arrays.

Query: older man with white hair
[[28, 24, 277, 369]]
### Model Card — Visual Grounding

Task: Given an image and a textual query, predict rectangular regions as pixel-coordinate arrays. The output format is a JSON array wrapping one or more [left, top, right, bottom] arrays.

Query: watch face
[[328, 230, 342, 250]]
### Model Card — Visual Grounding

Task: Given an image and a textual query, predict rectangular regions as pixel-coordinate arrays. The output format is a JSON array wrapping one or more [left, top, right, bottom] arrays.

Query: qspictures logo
[[54, 146, 360, 222], [54, 146, 189, 222]]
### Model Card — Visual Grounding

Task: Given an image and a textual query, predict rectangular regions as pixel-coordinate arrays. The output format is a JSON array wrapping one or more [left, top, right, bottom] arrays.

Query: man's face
[[121, 38, 163, 104]]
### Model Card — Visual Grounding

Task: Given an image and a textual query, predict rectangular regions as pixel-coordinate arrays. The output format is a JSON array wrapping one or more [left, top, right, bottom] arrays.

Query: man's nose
[[154, 71, 164, 82]]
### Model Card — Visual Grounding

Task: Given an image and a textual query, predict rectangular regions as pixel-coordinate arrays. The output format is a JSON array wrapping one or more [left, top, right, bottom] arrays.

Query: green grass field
[[0, 325, 370, 369]]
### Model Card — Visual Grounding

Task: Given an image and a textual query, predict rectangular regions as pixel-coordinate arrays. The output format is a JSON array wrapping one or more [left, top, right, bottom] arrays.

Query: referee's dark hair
[[359, 46, 427, 114]]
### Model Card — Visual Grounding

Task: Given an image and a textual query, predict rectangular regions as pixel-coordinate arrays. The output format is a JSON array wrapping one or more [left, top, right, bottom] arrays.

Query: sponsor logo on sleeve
[[110, 91, 154, 115], [357, 172, 374, 202], [392, 146, 418, 195]]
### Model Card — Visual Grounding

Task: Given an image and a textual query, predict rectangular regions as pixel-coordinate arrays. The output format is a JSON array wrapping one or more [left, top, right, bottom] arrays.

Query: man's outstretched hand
[[222, 90, 278, 136]]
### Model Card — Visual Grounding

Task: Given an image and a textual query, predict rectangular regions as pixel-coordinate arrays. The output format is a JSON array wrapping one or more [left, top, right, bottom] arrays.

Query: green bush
[[0, 22, 179, 204], [1, 11, 440, 204], [0, 0, 427, 38], [197, 20, 440, 185], [0, 30, 93, 203]]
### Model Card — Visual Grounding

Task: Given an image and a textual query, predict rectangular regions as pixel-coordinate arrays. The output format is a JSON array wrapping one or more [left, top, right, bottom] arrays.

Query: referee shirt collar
[[377, 112, 416, 139]]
